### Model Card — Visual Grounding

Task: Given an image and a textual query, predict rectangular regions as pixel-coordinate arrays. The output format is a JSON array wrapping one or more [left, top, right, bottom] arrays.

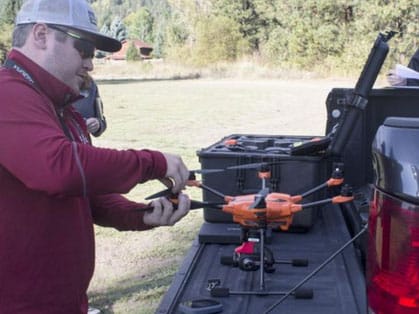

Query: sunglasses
[[48, 24, 95, 59]]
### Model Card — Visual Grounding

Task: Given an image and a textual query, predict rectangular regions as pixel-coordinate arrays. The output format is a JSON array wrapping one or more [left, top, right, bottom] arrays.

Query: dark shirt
[[72, 81, 107, 137]]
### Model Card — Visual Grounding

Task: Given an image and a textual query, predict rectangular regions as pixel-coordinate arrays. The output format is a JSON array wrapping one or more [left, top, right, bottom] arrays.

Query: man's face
[[44, 25, 95, 93]]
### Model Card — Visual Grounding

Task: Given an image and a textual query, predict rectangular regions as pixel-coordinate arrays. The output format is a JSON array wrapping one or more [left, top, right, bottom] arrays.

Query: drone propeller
[[135, 199, 224, 212], [145, 188, 175, 200], [192, 168, 224, 174], [226, 161, 281, 171], [145, 170, 227, 200]]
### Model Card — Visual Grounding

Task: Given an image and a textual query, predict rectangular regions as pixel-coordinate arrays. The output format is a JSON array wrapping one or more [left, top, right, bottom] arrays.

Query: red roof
[[108, 39, 153, 60]]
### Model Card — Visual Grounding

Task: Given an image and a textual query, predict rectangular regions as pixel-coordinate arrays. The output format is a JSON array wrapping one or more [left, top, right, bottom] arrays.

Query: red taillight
[[367, 189, 419, 314]]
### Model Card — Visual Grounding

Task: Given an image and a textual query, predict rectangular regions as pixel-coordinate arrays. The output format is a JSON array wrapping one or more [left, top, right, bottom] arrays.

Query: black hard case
[[325, 87, 419, 188], [197, 134, 327, 230]]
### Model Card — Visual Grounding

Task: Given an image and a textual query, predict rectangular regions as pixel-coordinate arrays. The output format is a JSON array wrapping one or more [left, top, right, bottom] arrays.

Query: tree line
[[1, 0, 417, 74]]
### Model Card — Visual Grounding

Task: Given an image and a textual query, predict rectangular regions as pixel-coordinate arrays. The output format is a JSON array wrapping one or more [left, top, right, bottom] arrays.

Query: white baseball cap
[[15, 0, 122, 52]]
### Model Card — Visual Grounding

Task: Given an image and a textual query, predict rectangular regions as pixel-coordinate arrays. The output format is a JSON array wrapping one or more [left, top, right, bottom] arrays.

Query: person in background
[[73, 76, 107, 137], [387, 48, 419, 86], [0, 0, 191, 313]]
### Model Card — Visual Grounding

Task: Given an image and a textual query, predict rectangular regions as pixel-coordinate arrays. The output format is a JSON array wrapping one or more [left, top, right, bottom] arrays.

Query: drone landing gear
[[210, 228, 313, 299], [220, 229, 308, 272]]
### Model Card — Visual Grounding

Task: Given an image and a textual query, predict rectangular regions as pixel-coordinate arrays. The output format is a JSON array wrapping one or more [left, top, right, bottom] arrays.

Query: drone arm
[[300, 182, 328, 199], [301, 195, 354, 209], [331, 195, 354, 204], [301, 198, 332, 209], [327, 177, 344, 187], [300, 176, 344, 199]]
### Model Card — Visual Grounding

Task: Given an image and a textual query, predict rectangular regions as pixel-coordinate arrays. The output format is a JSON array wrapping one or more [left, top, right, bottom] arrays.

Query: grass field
[[86, 76, 359, 313]]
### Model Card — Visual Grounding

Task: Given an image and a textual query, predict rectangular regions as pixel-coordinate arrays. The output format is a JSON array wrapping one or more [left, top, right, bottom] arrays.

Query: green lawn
[[87, 77, 355, 313]]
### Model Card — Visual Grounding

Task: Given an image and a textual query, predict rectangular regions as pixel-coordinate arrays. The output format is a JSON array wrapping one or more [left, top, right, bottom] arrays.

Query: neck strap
[[3, 58, 76, 141], [4, 59, 36, 86]]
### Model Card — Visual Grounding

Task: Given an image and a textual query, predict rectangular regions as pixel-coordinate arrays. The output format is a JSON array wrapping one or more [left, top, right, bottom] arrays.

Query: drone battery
[[325, 87, 419, 188], [197, 134, 328, 231]]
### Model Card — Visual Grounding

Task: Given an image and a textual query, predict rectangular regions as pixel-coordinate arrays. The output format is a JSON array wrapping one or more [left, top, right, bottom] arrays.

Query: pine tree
[[0, 0, 23, 24]]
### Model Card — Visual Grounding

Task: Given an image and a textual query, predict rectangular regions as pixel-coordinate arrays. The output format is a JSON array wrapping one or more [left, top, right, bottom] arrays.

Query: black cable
[[263, 223, 368, 314]]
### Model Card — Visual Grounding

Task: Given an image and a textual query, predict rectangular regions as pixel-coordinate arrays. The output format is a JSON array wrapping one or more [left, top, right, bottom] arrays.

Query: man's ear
[[32, 23, 49, 49]]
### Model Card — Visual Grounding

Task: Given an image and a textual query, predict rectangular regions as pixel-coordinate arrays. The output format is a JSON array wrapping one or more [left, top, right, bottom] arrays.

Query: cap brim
[[78, 28, 122, 53], [17, 21, 122, 53]]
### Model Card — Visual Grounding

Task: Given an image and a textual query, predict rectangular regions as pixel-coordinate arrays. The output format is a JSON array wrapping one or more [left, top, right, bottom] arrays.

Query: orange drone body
[[222, 193, 304, 231]]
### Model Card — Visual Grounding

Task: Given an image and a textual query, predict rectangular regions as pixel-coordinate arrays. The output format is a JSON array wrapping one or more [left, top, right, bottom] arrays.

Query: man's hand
[[86, 117, 100, 134], [143, 193, 191, 226], [387, 69, 407, 86], [161, 153, 190, 193]]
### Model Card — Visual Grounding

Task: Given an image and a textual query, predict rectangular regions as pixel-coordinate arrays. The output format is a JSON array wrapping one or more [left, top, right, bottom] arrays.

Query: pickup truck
[[156, 33, 419, 314]]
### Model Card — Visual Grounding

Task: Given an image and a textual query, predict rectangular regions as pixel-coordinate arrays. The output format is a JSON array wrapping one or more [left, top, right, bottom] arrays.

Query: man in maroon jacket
[[0, 0, 191, 313]]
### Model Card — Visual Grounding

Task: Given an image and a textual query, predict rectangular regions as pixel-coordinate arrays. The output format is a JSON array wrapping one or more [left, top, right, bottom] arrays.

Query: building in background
[[108, 39, 153, 60]]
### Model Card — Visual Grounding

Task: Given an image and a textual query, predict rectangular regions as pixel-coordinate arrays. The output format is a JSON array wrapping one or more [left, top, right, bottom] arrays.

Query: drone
[[143, 163, 352, 232], [141, 162, 354, 300]]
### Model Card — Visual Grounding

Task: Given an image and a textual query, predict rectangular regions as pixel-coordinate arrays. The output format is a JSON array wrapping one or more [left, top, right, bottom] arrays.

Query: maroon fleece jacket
[[0, 50, 167, 314]]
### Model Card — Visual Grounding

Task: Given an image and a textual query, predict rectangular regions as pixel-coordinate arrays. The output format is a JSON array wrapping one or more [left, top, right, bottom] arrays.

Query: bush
[[125, 41, 141, 61], [190, 15, 249, 67], [0, 23, 12, 63]]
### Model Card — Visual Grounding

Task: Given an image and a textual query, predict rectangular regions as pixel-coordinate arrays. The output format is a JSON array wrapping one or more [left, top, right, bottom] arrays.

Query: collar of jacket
[[6, 49, 83, 107]]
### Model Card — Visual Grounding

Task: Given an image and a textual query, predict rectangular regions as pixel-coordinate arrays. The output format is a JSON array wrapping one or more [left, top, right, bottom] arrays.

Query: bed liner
[[157, 203, 366, 314]]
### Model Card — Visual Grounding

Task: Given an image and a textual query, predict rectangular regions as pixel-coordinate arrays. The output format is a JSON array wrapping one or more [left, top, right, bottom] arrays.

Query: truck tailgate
[[157, 204, 366, 314]]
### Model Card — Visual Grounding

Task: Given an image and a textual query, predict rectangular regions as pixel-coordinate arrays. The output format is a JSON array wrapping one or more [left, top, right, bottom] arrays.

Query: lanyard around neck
[[4, 59, 36, 85], [3, 58, 78, 141]]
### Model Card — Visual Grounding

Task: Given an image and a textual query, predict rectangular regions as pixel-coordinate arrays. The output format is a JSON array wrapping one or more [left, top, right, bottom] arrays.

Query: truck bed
[[157, 203, 367, 314]]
